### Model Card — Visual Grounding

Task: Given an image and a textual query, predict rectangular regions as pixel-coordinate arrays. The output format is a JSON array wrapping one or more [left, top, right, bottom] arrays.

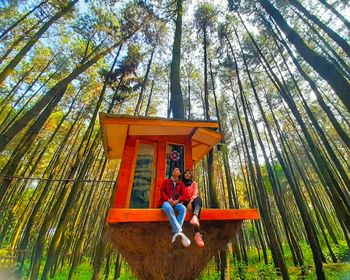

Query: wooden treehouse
[[99, 113, 259, 280]]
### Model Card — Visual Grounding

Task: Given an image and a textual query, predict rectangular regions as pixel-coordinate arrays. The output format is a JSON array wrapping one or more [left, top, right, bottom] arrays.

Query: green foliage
[[197, 270, 220, 280], [231, 261, 248, 279], [256, 263, 278, 279], [0, 249, 9, 255], [229, 262, 277, 279], [334, 241, 350, 261], [289, 263, 350, 280], [47, 262, 92, 280], [16, 259, 30, 278], [194, 2, 218, 34], [117, 266, 139, 280]]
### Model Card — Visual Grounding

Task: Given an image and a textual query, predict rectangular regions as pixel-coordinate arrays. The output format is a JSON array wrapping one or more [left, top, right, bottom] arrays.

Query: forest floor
[[287, 263, 350, 279], [0, 261, 350, 279], [54, 262, 350, 279], [200, 262, 350, 280], [1, 243, 350, 279]]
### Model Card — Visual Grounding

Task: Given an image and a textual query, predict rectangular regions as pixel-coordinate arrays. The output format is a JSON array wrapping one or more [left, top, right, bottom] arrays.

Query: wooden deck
[[107, 208, 259, 223]]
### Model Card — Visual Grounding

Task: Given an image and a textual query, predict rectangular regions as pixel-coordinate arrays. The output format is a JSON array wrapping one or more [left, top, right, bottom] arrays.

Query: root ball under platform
[[108, 221, 242, 280]]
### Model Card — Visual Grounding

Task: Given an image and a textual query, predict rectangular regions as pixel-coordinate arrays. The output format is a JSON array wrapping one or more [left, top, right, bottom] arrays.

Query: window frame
[[126, 139, 158, 208]]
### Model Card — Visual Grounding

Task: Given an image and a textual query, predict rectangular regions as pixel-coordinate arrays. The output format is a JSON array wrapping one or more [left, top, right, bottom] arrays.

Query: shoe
[[190, 215, 200, 228], [194, 232, 204, 247], [172, 232, 182, 244], [180, 232, 191, 247]]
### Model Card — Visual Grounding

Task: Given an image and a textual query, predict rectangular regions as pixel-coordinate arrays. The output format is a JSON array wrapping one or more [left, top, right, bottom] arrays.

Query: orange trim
[[196, 127, 222, 140], [154, 141, 166, 207], [184, 136, 193, 171], [107, 208, 259, 223], [124, 140, 140, 207], [145, 140, 158, 207], [114, 137, 136, 207], [131, 135, 186, 143], [100, 113, 220, 128]]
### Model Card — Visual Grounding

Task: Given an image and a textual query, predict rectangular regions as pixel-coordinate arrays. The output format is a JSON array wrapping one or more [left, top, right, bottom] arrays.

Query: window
[[129, 143, 155, 208], [165, 144, 184, 178]]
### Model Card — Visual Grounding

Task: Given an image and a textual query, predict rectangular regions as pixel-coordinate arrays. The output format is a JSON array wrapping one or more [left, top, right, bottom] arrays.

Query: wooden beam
[[107, 208, 259, 223]]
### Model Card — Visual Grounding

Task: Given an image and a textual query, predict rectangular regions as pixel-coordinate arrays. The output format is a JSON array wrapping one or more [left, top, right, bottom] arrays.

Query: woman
[[158, 167, 191, 247], [182, 169, 204, 247]]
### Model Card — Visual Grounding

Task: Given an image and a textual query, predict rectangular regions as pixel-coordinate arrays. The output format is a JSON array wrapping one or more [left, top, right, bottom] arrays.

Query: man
[[158, 167, 191, 247]]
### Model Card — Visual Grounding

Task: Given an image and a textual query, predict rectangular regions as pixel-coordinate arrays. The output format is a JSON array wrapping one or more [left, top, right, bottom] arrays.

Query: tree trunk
[[134, 44, 155, 116], [144, 80, 154, 116], [263, 16, 350, 149], [318, 0, 350, 31], [238, 11, 350, 229], [0, 19, 44, 65], [0, 0, 79, 84], [257, 0, 350, 112], [0, 0, 48, 41], [230, 47, 289, 278], [0, 55, 55, 132], [0, 86, 67, 202], [0, 35, 130, 152], [170, 0, 184, 119], [287, 0, 350, 57]]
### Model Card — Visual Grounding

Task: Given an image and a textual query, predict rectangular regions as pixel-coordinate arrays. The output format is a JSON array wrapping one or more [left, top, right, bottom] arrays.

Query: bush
[[197, 270, 221, 280], [231, 261, 248, 279], [334, 242, 350, 261], [256, 263, 278, 279]]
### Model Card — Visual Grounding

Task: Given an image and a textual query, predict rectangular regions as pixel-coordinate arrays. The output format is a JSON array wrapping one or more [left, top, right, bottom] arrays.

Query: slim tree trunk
[[134, 44, 155, 116], [294, 11, 350, 78], [266, 38, 350, 191], [257, 0, 350, 111], [287, 0, 350, 57], [318, 0, 350, 31], [233, 28, 306, 270], [0, 0, 79, 84], [0, 64, 35, 112], [238, 12, 350, 230], [0, 35, 130, 152], [0, 86, 67, 202], [262, 15, 350, 149], [0, 0, 48, 41], [231, 47, 289, 278], [0, 54, 55, 132], [144, 80, 154, 116], [0, 19, 44, 65], [170, 0, 184, 119]]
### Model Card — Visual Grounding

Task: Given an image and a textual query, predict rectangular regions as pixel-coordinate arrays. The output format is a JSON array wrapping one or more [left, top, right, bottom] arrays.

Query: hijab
[[182, 169, 193, 187]]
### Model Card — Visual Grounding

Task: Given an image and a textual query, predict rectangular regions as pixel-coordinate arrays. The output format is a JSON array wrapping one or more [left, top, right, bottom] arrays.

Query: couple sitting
[[158, 167, 204, 248]]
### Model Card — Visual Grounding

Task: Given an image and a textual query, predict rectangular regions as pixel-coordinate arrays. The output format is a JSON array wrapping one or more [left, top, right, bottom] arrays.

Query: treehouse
[[99, 113, 259, 280]]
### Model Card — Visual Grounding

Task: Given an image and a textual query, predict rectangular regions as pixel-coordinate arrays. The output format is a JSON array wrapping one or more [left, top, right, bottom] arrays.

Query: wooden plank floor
[[107, 208, 259, 223]]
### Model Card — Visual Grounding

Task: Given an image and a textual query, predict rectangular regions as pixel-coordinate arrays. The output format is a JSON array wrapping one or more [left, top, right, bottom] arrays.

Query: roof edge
[[99, 113, 219, 128]]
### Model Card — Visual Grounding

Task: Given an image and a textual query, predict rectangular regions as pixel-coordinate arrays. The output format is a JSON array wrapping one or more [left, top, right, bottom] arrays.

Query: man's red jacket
[[157, 178, 190, 207]]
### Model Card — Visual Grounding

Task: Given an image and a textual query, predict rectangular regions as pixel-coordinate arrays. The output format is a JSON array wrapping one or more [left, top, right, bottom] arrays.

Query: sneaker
[[180, 232, 191, 247], [172, 232, 182, 244], [194, 232, 205, 247], [190, 215, 200, 228]]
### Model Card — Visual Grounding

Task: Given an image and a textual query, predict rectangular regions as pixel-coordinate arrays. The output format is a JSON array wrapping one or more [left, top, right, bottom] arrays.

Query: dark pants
[[191, 197, 202, 232]]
